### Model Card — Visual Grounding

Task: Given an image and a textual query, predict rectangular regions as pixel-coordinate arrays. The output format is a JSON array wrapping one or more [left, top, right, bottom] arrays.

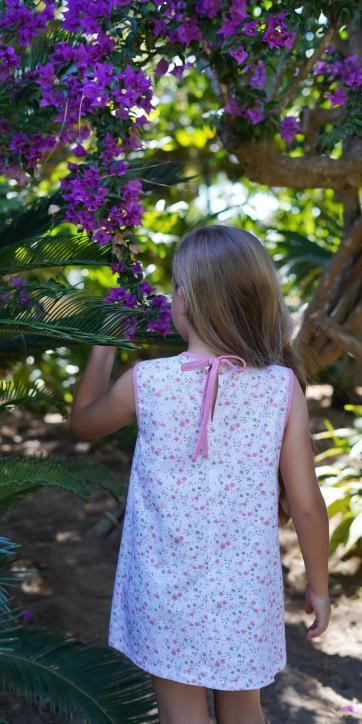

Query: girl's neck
[[182, 343, 223, 358]]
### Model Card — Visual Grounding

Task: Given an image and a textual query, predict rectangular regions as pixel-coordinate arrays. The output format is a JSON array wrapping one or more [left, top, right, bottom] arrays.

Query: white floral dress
[[108, 351, 295, 690]]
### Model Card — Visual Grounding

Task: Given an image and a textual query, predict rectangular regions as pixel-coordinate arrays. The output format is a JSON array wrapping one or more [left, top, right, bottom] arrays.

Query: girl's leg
[[151, 674, 210, 724], [213, 687, 265, 724]]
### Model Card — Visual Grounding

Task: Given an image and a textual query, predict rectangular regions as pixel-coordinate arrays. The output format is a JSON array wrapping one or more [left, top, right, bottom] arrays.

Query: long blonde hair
[[172, 224, 306, 393]]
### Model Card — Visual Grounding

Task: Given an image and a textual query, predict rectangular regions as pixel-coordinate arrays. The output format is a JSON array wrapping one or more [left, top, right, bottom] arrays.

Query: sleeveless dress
[[108, 351, 295, 690]]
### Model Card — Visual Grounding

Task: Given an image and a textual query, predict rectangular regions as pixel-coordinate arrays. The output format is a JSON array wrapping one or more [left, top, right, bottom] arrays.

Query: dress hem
[[107, 638, 287, 691]]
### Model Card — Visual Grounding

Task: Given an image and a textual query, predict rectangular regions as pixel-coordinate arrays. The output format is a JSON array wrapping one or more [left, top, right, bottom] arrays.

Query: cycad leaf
[[0, 378, 58, 413], [0, 284, 148, 350], [0, 625, 159, 723], [122, 158, 191, 190], [0, 537, 24, 616], [0, 191, 64, 247], [0, 230, 111, 273], [0, 455, 124, 516]]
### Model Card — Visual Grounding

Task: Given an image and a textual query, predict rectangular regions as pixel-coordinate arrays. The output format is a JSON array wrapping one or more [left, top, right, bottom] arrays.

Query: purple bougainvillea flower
[[94, 229, 113, 245], [314, 60, 331, 76], [140, 279, 156, 295], [130, 261, 143, 276], [325, 88, 347, 106], [104, 287, 137, 307], [111, 261, 125, 274], [218, 16, 240, 39], [195, 0, 221, 18], [151, 294, 170, 308], [19, 290, 32, 307], [153, 18, 168, 37], [171, 61, 193, 79], [280, 115, 301, 144], [228, 47, 248, 65], [73, 144, 87, 157], [11, 277, 26, 287], [245, 105, 264, 125], [20, 609, 34, 623], [224, 97, 244, 116], [0, 45, 21, 81], [262, 12, 295, 49], [176, 18, 202, 45], [155, 58, 169, 78], [251, 60, 266, 89], [243, 20, 258, 36], [342, 55, 362, 89], [229, 0, 248, 21]]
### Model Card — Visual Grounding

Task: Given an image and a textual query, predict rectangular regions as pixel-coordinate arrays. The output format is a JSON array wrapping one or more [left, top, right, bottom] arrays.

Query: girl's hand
[[304, 582, 331, 639]]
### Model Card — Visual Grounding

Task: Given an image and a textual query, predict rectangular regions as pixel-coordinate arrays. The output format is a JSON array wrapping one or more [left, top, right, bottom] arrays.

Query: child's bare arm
[[279, 375, 331, 637], [70, 346, 136, 440]]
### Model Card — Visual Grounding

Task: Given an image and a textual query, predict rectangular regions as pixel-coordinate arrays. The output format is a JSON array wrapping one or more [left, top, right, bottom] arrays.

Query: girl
[[70, 225, 331, 724]]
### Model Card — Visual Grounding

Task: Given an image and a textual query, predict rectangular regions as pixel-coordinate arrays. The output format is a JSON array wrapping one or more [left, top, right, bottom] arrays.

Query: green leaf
[[0, 378, 58, 413], [0, 537, 24, 617], [0, 230, 111, 274], [0, 191, 64, 248], [0, 456, 124, 516], [341, 511, 362, 556], [328, 513, 354, 555], [0, 284, 146, 350], [0, 625, 159, 724]]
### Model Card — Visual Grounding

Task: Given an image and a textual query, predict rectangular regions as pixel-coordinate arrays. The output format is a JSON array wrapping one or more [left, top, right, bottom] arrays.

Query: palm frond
[[0, 537, 24, 617], [0, 625, 159, 723], [0, 191, 64, 247], [265, 228, 333, 295], [125, 158, 195, 190], [0, 456, 124, 516], [0, 230, 111, 274], [0, 283, 148, 350], [0, 378, 59, 414]]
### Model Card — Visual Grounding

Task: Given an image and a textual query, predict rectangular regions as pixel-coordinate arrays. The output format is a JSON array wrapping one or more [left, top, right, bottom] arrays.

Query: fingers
[[305, 616, 328, 639]]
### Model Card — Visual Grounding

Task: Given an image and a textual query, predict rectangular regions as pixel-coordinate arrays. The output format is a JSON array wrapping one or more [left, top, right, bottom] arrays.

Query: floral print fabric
[[108, 352, 293, 690]]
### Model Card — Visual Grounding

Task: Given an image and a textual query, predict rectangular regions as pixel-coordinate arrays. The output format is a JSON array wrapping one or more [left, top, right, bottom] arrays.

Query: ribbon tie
[[180, 353, 247, 462]]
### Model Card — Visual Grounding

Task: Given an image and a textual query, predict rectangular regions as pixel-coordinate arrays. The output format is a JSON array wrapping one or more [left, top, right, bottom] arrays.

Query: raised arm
[[279, 375, 331, 638], [70, 345, 137, 440]]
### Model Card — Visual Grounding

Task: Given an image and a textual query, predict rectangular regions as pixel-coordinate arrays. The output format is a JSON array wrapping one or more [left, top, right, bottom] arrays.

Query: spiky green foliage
[[0, 230, 112, 274], [0, 456, 123, 515], [0, 191, 63, 248], [314, 407, 362, 557], [265, 228, 333, 298], [0, 282, 145, 349], [0, 538, 25, 619], [0, 378, 59, 414], [0, 625, 159, 723]]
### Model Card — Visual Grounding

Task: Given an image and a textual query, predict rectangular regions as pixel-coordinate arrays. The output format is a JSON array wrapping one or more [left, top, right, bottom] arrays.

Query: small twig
[[310, 313, 362, 361], [41, 95, 69, 171], [278, 25, 338, 113]]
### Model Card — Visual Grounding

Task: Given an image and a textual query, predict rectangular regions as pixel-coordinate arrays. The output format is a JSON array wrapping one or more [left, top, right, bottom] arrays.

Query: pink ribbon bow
[[180, 353, 247, 462]]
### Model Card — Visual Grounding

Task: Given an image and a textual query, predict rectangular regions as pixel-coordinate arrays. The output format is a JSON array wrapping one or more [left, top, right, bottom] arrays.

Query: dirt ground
[[1, 384, 362, 723]]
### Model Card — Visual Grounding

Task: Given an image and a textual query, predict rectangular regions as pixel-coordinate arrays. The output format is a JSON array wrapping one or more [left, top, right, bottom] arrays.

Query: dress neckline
[[178, 351, 223, 359]]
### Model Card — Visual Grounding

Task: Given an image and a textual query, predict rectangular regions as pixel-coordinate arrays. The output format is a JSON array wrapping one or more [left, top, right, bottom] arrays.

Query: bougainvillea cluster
[[0, 1, 361, 341]]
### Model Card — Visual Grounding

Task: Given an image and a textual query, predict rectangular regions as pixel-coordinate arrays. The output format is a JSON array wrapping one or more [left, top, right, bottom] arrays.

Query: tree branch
[[301, 107, 345, 155], [310, 313, 362, 362], [220, 134, 362, 189], [277, 25, 337, 114], [306, 214, 362, 316]]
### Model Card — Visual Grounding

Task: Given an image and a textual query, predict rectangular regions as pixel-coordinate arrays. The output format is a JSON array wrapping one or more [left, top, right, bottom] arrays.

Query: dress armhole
[[283, 368, 295, 431], [133, 361, 141, 425]]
